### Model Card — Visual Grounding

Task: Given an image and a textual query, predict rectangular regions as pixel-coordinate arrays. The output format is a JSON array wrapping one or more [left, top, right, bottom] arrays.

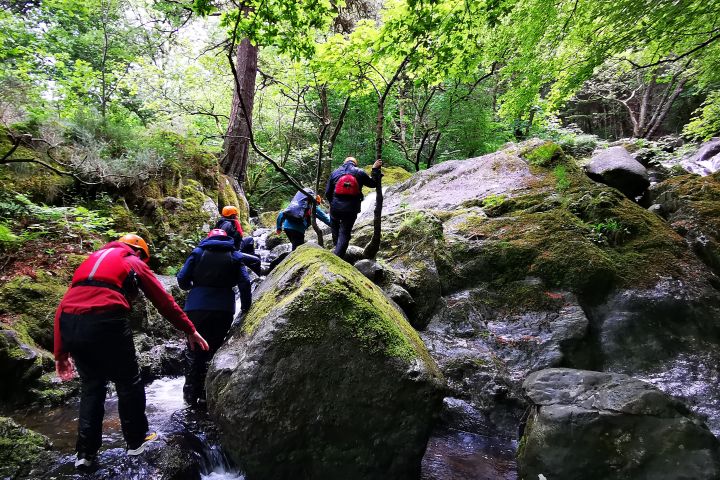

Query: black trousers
[[60, 312, 148, 456], [183, 310, 233, 405], [285, 229, 305, 251], [330, 211, 358, 259]]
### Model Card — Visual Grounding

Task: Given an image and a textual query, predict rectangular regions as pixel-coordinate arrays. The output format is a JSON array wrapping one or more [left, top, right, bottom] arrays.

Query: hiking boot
[[74, 452, 95, 470], [126, 431, 159, 456]]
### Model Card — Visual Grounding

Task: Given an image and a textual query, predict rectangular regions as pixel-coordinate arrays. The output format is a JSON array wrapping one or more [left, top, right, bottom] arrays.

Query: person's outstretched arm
[[315, 207, 331, 226], [130, 256, 208, 351]]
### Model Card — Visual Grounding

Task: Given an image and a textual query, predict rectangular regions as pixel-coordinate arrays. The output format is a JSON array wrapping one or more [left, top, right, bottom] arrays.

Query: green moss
[[0, 272, 68, 350], [362, 166, 413, 194], [243, 246, 439, 373], [218, 174, 251, 233], [522, 141, 567, 168], [0, 416, 52, 479]]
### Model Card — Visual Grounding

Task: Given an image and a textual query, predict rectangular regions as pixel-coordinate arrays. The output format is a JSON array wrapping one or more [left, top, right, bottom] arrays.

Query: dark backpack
[[283, 191, 311, 222], [194, 249, 236, 288], [334, 173, 360, 196]]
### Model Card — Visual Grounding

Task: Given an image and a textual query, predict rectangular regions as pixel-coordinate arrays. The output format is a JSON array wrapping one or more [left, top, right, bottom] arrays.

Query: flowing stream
[[15, 377, 243, 479]]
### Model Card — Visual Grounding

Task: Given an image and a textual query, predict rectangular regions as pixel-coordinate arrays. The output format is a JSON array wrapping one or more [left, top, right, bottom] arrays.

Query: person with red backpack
[[275, 189, 331, 251], [325, 157, 382, 259], [53, 234, 209, 470]]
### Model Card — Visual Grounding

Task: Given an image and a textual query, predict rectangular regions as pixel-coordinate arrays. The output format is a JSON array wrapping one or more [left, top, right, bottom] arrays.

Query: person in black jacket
[[325, 157, 382, 259], [176, 229, 259, 407]]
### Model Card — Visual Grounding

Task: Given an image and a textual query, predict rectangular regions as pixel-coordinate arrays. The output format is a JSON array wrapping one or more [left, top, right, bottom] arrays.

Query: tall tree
[[222, 37, 257, 183]]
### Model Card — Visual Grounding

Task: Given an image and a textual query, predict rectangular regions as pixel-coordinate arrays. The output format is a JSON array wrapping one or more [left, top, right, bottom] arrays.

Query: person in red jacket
[[54, 234, 209, 470]]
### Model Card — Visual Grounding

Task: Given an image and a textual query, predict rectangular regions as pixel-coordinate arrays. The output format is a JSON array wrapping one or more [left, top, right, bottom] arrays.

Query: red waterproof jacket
[[53, 241, 196, 361]]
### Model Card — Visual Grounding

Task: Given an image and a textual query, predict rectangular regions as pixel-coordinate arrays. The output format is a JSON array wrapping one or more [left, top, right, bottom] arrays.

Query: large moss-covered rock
[[0, 416, 55, 479], [346, 139, 720, 451], [518, 368, 720, 480], [206, 245, 444, 480]]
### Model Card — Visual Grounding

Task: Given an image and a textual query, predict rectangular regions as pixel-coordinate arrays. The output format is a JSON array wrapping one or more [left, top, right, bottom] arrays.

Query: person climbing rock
[[216, 205, 261, 275], [177, 228, 259, 407], [53, 234, 209, 470], [275, 189, 331, 251], [325, 157, 382, 259]]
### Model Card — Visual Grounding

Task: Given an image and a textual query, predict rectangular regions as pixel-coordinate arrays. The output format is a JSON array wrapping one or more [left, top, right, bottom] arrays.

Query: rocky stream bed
[[3, 138, 720, 479]]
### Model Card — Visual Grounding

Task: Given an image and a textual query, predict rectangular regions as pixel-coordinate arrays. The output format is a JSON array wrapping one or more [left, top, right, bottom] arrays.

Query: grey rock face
[[518, 368, 720, 480], [354, 259, 384, 281], [585, 146, 650, 198], [587, 278, 720, 433], [420, 288, 589, 436]]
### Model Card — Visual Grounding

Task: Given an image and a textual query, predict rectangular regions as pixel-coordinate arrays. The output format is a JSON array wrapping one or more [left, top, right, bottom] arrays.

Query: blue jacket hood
[[199, 236, 235, 250]]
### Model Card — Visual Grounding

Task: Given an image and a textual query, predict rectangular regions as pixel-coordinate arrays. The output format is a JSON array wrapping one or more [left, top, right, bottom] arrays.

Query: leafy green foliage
[[684, 91, 720, 141], [588, 218, 631, 247], [0, 192, 116, 248]]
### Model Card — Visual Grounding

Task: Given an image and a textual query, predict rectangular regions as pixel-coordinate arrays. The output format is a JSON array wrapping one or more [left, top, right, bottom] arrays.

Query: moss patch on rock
[[362, 165, 413, 194], [0, 416, 54, 479], [244, 246, 438, 369], [439, 177, 689, 300], [0, 272, 68, 350]]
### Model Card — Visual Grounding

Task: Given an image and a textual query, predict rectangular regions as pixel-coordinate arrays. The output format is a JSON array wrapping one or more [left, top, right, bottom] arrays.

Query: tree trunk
[[644, 77, 688, 139], [362, 96, 385, 260], [221, 38, 258, 183]]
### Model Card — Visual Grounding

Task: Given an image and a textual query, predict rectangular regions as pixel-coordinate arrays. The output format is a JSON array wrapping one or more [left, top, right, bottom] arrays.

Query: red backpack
[[334, 173, 360, 196]]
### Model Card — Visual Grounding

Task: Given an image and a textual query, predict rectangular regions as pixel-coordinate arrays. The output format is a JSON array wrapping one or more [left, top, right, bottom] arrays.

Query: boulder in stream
[[585, 146, 650, 198], [206, 245, 444, 480], [518, 368, 720, 480]]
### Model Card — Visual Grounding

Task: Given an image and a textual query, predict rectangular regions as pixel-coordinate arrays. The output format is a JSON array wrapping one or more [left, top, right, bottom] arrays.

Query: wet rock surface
[[207, 246, 444, 480], [518, 368, 720, 480]]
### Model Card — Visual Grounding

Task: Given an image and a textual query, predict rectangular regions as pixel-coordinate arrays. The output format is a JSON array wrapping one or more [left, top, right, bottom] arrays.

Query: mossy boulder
[[206, 245, 444, 480], [0, 416, 55, 479], [518, 368, 720, 480]]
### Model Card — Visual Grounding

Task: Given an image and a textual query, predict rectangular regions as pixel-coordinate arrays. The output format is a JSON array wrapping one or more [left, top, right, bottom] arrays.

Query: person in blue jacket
[[176, 229, 259, 407], [275, 190, 331, 251]]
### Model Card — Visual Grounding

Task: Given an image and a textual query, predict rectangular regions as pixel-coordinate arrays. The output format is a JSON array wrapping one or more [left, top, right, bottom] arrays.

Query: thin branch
[[625, 31, 720, 69]]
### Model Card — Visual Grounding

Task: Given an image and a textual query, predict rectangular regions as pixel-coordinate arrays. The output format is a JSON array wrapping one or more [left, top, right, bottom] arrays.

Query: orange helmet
[[222, 206, 239, 217], [118, 234, 150, 263]]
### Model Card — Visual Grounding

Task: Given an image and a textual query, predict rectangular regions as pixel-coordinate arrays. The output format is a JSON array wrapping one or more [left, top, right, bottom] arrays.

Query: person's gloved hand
[[56, 357, 76, 382], [188, 331, 210, 351], [275, 229, 282, 235]]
